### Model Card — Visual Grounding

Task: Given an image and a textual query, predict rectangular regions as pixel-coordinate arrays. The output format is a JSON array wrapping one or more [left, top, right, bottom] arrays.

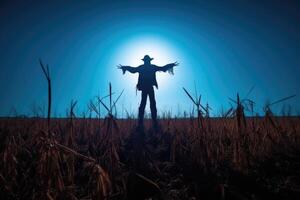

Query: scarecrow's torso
[[136, 64, 158, 90]]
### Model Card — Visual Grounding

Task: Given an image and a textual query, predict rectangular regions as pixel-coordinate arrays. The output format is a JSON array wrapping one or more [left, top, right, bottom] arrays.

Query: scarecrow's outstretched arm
[[156, 62, 179, 74], [117, 65, 139, 74]]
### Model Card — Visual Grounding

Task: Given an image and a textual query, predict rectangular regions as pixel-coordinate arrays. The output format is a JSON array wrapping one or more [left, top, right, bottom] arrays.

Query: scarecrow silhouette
[[118, 55, 178, 128]]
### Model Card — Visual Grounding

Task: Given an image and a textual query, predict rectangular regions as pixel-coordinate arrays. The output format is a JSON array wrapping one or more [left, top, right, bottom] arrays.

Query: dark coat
[[123, 63, 175, 91]]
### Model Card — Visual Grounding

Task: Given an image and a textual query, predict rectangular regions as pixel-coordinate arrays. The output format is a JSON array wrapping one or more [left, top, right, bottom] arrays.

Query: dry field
[[0, 115, 300, 200]]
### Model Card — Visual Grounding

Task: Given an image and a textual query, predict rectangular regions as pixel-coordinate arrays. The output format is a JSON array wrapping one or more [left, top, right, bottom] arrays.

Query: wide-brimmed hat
[[141, 55, 154, 61]]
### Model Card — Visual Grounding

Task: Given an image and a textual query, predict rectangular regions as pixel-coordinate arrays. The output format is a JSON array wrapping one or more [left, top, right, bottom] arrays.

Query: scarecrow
[[118, 55, 178, 128]]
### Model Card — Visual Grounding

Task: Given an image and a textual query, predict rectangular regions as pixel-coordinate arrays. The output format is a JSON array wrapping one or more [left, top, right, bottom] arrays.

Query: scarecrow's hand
[[117, 64, 126, 74], [165, 62, 179, 75], [172, 61, 179, 67]]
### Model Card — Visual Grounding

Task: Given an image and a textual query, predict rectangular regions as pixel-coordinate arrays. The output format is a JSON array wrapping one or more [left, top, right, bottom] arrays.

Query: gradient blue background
[[0, 0, 299, 117]]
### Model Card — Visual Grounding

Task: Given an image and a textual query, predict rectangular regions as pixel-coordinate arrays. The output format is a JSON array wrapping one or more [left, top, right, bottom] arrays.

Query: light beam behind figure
[[112, 37, 182, 88]]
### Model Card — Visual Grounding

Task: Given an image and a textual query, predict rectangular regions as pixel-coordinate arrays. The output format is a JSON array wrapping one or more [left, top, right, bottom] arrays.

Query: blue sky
[[0, 0, 299, 117]]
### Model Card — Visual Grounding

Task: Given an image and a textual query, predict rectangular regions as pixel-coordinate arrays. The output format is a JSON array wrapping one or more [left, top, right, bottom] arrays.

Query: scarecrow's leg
[[138, 90, 147, 126], [149, 87, 157, 125]]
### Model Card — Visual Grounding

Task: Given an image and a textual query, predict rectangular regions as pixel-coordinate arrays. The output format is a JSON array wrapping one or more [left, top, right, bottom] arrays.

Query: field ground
[[0, 116, 300, 200]]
